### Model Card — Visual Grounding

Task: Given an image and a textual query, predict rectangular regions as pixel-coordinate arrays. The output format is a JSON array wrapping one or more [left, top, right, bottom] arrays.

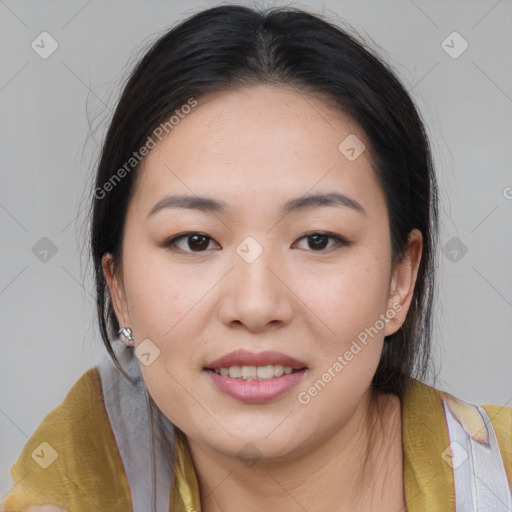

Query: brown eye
[[307, 233, 330, 250], [294, 232, 349, 252], [186, 234, 210, 251], [163, 232, 220, 253]]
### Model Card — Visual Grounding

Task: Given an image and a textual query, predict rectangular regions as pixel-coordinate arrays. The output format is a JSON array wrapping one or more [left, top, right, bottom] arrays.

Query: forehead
[[130, 84, 384, 218]]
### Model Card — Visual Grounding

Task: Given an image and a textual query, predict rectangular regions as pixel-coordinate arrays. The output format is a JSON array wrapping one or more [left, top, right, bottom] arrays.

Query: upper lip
[[205, 350, 308, 370]]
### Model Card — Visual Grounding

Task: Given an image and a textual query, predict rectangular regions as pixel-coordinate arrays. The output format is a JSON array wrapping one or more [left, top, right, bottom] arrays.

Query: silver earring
[[118, 327, 135, 346]]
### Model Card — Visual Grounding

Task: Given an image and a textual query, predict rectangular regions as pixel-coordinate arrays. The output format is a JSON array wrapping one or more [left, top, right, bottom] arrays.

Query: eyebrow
[[147, 191, 366, 218]]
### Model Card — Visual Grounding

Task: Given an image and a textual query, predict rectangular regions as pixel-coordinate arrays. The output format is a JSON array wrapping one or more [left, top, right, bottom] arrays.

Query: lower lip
[[204, 369, 307, 403]]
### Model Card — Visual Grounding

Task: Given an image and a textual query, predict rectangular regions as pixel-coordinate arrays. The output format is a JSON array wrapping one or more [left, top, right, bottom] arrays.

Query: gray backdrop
[[1, 0, 511, 500]]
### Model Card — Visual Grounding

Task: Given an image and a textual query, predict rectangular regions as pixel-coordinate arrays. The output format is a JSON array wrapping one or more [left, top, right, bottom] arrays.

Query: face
[[103, 84, 422, 463]]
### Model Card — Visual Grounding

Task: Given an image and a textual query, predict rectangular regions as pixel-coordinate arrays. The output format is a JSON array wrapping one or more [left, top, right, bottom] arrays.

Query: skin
[[103, 84, 422, 511]]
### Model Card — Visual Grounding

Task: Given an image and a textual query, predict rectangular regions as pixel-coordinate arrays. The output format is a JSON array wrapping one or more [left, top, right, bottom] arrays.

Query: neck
[[186, 388, 405, 512]]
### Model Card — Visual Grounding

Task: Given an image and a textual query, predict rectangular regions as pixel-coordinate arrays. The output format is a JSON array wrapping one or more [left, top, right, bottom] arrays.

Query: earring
[[393, 317, 401, 324], [118, 327, 135, 346]]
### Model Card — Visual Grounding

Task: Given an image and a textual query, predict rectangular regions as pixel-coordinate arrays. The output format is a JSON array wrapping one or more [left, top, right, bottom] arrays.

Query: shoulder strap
[[443, 396, 512, 511], [96, 342, 174, 512]]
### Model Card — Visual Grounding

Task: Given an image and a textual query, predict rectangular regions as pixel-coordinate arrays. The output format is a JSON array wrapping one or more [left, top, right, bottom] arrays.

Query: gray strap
[[96, 341, 174, 512], [443, 398, 512, 511]]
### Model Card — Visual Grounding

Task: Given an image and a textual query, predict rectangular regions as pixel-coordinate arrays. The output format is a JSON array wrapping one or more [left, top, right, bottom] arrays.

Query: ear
[[102, 253, 130, 328], [384, 228, 423, 337]]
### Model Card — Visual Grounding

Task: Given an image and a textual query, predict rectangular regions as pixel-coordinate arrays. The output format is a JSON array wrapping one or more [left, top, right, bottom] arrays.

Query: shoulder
[[481, 402, 512, 491], [432, 383, 512, 493], [1, 367, 132, 512], [402, 379, 512, 509], [405, 379, 512, 437]]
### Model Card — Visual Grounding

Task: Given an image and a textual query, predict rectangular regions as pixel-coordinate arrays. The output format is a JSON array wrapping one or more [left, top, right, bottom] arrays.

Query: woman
[[3, 4, 511, 512]]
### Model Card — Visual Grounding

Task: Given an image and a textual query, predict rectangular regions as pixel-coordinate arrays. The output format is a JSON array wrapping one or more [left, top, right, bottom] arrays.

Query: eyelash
[[162, 231, 350, 254]]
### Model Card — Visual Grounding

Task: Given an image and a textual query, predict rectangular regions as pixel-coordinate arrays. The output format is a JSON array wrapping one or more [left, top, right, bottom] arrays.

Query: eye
[[163, 232, 220, 253], [294, 231, 349, 252], [162, 230, 349, 254]]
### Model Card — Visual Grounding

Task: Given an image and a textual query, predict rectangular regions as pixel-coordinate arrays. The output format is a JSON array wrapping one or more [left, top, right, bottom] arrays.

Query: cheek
[[120, 268, 198, 395], [128, 263, 205, 426], [294, 252, 391, 340], [123, 250, 190, 323]]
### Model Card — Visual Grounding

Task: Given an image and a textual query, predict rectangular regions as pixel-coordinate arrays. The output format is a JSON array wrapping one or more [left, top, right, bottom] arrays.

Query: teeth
[[257, 365, 274, 379], [228, 366, 241, 378], [241, 366, 257, 379], [273, 364, 284, 377], [214, 364, 298, 380]]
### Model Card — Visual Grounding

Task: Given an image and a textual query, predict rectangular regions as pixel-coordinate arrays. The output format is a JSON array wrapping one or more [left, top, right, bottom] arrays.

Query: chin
[[209, 429, 307, 463]]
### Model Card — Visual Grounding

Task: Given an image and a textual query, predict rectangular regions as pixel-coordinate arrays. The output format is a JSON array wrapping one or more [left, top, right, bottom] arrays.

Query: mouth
[[202, 350, 308, 403], [204, 349, 308, 380], [203, 364, 307, 381]]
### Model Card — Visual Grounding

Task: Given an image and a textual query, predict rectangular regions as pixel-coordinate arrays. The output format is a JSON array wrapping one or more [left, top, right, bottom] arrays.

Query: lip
[[205, 349, 308, 371], [205, 368, 308, 403]]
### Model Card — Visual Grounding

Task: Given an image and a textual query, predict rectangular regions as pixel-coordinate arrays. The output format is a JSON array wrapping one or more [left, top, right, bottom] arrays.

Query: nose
[[218, 244, 294, 333]]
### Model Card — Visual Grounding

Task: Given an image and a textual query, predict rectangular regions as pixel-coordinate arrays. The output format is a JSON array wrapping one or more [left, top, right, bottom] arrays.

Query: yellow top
[[2, 367, 511, 511]]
